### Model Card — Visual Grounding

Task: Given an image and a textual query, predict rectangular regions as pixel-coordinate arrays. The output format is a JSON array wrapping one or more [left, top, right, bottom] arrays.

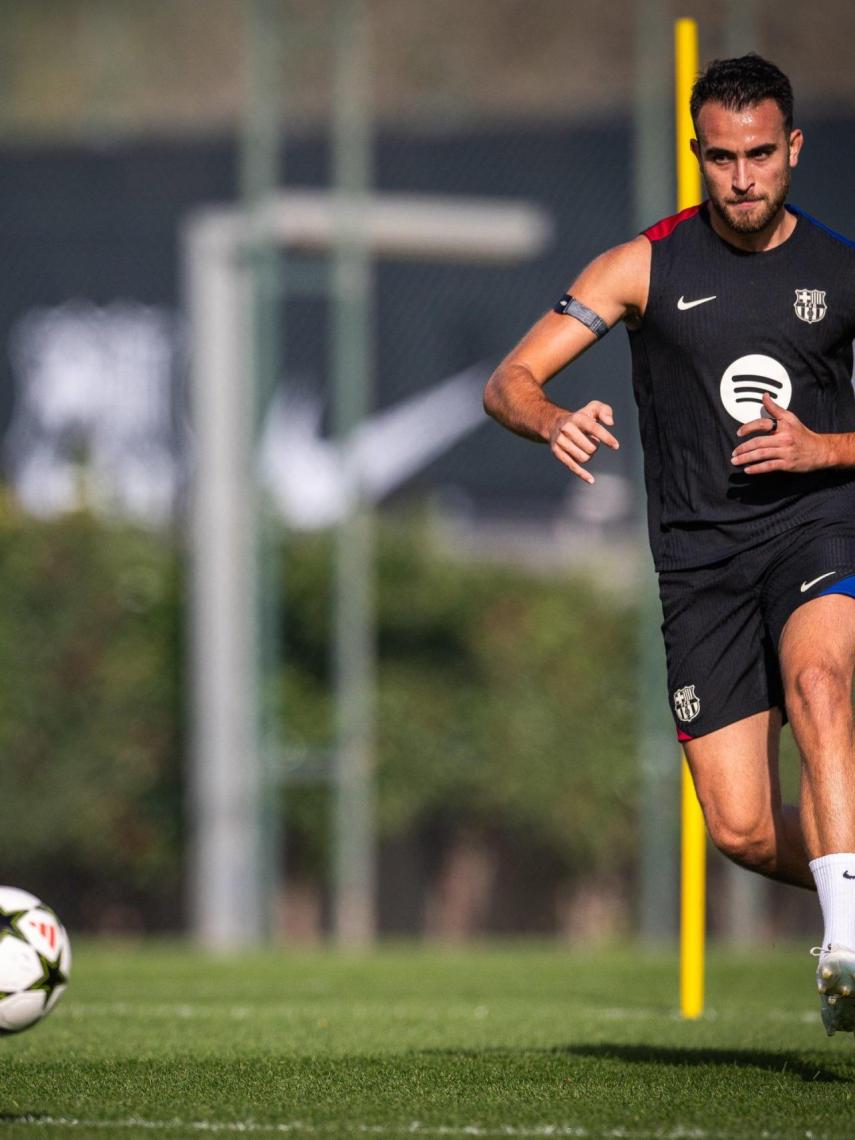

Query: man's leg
[[683, 709, 813, 889], [779, 595, 855, 857], [779, 594, 855, 1033]]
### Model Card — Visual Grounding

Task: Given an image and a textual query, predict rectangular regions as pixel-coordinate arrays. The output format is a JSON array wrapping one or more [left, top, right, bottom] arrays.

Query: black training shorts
[[659, 517, 855, 741]]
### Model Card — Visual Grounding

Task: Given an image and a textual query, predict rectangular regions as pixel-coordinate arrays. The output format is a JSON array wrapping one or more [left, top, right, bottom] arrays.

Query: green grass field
[[1, 942, 853, 1139]]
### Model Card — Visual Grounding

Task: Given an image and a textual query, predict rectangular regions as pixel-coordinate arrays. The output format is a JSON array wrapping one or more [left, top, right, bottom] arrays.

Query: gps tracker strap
[[553, 294, 610, 339]]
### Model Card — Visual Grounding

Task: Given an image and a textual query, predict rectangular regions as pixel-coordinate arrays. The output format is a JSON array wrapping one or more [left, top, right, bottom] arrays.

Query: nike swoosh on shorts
[[800, 572, 837, 593]]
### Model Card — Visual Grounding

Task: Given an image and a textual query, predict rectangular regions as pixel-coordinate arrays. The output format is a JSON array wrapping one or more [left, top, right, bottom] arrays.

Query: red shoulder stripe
[[643, 203, 703, 242]]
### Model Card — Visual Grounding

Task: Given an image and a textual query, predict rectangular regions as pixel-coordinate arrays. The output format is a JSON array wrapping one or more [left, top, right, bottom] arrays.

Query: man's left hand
[[731, 393, 833, 474]]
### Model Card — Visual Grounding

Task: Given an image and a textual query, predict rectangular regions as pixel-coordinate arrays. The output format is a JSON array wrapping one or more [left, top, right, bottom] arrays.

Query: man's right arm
[[483, 235, 650, 484]]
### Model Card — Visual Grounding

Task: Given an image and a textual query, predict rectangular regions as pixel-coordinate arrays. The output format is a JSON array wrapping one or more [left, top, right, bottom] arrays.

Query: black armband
[[553, 293, 610, 339]]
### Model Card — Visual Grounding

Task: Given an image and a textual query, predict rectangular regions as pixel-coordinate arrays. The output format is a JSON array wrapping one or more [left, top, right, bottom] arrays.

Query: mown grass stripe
[[2, 1117, 793, 1138], [59, 1002, 819, 1026]]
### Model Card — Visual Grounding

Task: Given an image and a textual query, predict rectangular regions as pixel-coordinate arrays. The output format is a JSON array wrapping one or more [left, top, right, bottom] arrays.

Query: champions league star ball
[[0, 886, 71, 1034]]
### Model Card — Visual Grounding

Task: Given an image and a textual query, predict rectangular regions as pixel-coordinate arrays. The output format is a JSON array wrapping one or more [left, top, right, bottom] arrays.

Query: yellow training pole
[[680, 755, 706, 1017], [674, 16, 706, 1021], [675, 18, 699, 210]]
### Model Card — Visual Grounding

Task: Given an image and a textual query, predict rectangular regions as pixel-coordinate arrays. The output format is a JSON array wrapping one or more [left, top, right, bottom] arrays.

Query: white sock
[[810, 853, 855, 950]]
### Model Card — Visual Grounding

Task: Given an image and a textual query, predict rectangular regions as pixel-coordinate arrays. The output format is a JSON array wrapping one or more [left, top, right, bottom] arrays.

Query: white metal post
[[186, 216, 263, 949], [183, 193, 551, 949]]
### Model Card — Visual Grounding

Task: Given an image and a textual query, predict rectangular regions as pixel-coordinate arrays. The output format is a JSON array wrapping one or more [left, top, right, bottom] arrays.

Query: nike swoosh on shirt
[[800, 571, 837, 593], [677, 295, 717, 310]]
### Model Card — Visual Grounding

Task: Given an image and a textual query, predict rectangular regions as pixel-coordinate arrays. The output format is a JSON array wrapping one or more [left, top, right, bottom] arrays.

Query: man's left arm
[[731, 392, 855, 474]]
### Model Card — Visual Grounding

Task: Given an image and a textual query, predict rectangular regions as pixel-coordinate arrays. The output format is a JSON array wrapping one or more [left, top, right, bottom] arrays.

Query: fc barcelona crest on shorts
[[794, 288, 827, 324], [673, 684, 700, 723]]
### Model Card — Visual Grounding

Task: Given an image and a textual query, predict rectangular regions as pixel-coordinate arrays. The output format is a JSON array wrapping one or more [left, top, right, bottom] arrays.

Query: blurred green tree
[[0, 500, 182, 928], [0, 504, 638, 931], [285, 521, 637, 885]]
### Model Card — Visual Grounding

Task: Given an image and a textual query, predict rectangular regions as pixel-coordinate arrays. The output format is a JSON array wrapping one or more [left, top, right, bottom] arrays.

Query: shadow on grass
[[556, 1043, 849, 1083]]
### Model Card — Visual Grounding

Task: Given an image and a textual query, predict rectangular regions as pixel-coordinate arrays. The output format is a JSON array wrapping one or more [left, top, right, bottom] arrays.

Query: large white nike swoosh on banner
[[260, 364, 488, 529], [677, 295, 716, 310]]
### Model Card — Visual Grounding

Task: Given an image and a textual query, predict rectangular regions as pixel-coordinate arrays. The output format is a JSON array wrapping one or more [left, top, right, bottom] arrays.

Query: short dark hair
[[690, 53, 794, 135]]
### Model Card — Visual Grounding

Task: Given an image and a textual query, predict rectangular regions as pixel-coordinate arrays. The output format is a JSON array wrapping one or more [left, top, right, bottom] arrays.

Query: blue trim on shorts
[[819, 574, 855, 599]]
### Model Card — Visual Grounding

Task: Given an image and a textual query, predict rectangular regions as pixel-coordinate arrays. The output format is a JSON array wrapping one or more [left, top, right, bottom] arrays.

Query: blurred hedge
[[0, 500, 183, 929], [286, 524, 638, 882], [0, 503, 639, 930]]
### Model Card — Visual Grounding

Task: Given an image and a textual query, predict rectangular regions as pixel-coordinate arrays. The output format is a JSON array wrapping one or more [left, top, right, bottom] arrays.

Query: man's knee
[[785, 660, 851, 722], [706, 815, 777, 872]]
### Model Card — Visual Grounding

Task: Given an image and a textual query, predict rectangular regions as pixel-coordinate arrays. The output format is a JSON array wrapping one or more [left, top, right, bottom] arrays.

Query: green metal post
[[331, 0, 376, 947], [724, 0, 758, 56], [634, 0, 680, 943], [240, 0, 285, 940]]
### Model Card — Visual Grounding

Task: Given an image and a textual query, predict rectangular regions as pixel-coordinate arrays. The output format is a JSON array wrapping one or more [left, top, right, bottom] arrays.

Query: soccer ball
[[0, 886, 71, 1034]]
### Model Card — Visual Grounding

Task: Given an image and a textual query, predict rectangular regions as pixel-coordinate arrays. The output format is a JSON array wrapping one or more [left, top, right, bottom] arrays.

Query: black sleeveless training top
[[628, 202, 855, 571]]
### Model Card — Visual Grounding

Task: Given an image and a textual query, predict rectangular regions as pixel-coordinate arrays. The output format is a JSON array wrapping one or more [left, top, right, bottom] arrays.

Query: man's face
[[692, 98, 803, 236]]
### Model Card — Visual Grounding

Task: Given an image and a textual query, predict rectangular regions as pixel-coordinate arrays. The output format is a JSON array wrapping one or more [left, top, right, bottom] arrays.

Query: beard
[[709, 166, 791, 235]]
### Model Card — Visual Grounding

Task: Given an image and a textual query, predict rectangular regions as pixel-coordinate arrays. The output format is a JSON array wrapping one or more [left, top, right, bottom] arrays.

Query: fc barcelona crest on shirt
[[673, 684, 700, 723], [794, 288, 827, 324]]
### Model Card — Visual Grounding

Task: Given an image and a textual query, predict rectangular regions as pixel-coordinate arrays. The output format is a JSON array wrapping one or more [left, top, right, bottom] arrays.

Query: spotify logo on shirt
[[719, 353, 792, 424]]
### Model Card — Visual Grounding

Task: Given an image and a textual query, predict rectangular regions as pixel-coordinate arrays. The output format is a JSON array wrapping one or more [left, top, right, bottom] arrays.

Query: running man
[[483, 54, 855, 1035]]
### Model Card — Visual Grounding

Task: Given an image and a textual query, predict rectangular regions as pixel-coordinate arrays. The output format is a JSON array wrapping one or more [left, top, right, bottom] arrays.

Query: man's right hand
[[549, 401, 619, 484], [482, 237, 647, 467]]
